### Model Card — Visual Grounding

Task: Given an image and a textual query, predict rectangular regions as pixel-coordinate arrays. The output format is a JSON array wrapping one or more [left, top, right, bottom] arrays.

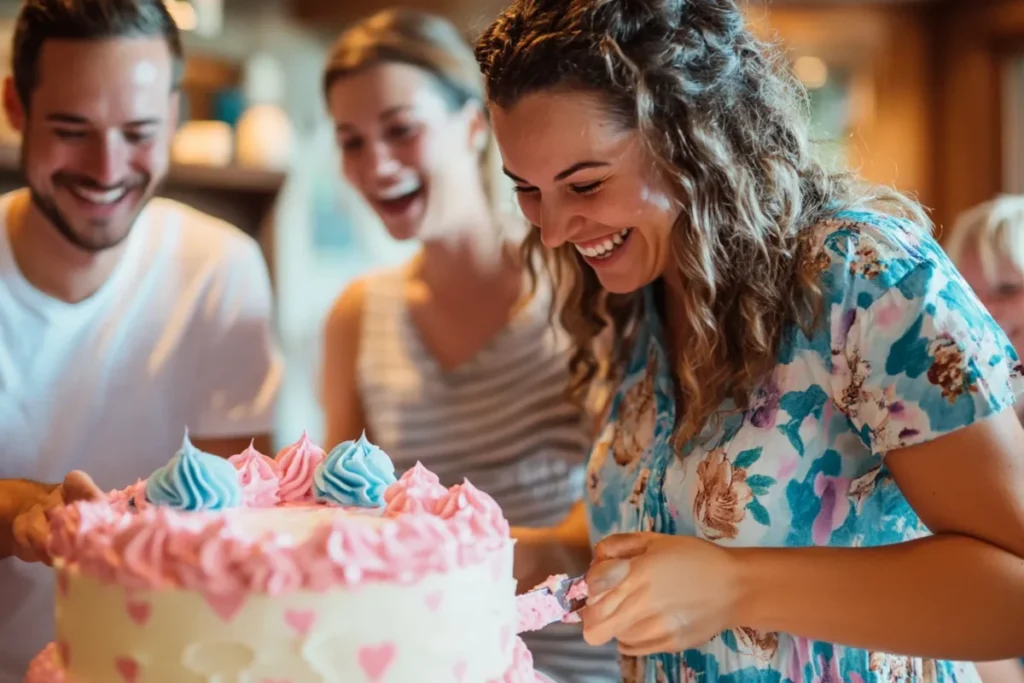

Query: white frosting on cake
[[54, 537, 515, 683], [226, 505, 385, 541], [29, 436, 534, 683]]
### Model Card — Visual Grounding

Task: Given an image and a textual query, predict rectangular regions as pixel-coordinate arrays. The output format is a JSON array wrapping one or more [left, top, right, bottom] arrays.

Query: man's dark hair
[[11, 0, 184, 108]]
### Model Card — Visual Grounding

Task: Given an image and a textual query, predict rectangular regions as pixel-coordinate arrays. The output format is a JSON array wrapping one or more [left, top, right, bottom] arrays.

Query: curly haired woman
[[476, 0, 1024, 681]]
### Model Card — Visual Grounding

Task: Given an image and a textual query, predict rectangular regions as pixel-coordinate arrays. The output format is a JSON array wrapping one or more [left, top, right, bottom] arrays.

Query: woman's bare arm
[[736, 408, 1024, 660]]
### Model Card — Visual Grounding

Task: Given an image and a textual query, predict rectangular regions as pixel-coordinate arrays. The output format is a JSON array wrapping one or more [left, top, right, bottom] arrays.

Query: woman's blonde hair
[[945, 195, 1024, 287], [476, 0, 929, 447], [323, 8, 513, 218]]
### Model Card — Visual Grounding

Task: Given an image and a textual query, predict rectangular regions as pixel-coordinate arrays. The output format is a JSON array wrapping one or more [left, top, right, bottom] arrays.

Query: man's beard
[[27, 180, 152, 254], [19, 136, 154, 253]]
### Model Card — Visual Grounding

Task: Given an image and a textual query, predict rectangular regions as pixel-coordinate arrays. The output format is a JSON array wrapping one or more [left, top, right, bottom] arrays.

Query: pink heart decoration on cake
[[284, 609, 316, 637], [203, 592, 246, 622], [56, 641, 70, 667], [115, 656, 139, 683], [424, 591, 443, 612], [357, 642, 396, 682], [126, 600, 151, 626], [453, 660, 467, 681]]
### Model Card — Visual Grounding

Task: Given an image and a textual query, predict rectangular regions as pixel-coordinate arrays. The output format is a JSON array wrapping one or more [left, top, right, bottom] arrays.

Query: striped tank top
[[356, 267, 620, 683]]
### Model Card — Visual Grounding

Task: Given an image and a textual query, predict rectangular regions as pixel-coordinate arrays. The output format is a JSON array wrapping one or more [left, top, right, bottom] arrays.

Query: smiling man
[[0, 1, 282, 678]]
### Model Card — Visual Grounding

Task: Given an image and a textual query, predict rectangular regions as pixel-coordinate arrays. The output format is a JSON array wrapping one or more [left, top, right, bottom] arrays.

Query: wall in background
[[746, 1, 937, 224], [748, 0, 1024, 239], [931, 0, 1024, 237]]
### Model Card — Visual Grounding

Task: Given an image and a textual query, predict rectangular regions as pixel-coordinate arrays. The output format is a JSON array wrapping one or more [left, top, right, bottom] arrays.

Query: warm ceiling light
[[165, 0, 197, 31], [793, 55, 828, 89]]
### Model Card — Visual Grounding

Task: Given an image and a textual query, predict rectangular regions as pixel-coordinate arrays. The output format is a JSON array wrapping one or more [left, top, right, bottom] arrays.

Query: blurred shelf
[[0, 143, 285, 195], [0, 144, 286, 238], [167, 162, 286, 194]]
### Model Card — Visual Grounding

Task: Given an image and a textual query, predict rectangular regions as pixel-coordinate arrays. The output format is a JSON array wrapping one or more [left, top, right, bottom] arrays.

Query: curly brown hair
[[475, 0, 929, 446]]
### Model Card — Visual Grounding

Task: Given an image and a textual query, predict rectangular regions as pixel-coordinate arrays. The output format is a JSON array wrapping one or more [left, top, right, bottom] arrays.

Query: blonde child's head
[[946, 195, 1024, 352]]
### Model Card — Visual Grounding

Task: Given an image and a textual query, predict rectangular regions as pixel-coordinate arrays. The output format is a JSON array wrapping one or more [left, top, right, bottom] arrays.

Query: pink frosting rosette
[[173, 518, 251, 596], [434, 479, 510, 541], [275, 431, 326, 503], [105, 482, 136, 507], [106, 479, 149, 511], [244, 546, 305, 596], [109, 508, 191, 590], [48, 502, 127, 562], [297, 520, 392, 588], [25, 644, 67, 683], [381, 513, 461, 581], [383, 461, 448, 517], [228, 441, 281, 507]]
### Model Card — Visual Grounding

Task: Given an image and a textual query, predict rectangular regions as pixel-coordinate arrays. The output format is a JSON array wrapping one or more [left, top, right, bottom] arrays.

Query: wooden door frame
[[932, 0, 1024, 237]]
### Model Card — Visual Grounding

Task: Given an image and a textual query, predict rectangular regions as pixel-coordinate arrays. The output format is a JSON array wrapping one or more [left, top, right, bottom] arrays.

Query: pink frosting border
[[48, 474, 511, 596], [26, 637, 546, 683]]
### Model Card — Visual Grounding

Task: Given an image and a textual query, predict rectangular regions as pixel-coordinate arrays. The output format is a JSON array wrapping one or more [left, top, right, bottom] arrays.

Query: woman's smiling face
[[490, 90, 680, 294]]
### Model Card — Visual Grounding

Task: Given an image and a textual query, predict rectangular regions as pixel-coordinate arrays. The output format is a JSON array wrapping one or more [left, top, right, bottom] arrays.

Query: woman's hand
[[581, 532, 743, 656]]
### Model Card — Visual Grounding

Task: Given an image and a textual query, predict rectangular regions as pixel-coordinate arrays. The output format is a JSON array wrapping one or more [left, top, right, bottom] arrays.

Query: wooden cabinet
[[930, 0, 1024, 237]]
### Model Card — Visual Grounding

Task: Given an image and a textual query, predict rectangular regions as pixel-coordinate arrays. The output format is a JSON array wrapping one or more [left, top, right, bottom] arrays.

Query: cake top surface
[[48, 431, 511, 594]]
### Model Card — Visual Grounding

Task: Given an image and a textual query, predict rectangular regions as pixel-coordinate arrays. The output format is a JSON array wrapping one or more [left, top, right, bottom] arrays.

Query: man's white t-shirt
[[0, 192, 283, 680]]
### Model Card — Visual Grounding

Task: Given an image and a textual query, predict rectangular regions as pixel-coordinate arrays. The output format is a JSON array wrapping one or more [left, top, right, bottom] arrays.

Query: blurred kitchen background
[[0, 0, 1015, 448]]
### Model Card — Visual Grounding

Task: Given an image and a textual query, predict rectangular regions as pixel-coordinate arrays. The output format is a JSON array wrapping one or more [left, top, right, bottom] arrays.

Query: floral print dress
[[586, 211, 1024, 683]]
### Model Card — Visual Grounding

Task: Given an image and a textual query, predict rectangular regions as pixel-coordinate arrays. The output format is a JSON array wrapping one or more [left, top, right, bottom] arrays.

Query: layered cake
[[26, 432, 545, 683]]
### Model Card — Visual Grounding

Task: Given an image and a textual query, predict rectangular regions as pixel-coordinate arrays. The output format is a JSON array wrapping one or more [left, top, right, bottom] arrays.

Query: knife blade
[[515, 574, 589, 633], [538, 574, 588, 613]]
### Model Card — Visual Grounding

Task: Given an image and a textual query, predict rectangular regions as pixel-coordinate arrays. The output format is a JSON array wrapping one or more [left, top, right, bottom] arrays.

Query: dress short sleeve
[[814, 211, 1024, 455]]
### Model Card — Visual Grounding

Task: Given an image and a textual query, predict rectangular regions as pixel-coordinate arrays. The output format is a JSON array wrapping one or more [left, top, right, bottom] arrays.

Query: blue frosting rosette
[[144, 431, 243, 511], [313, 432, 397, 507]]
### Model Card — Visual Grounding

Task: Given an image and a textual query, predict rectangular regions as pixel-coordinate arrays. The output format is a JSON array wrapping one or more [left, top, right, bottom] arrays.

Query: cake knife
[[515, 574, 589, 633], [540, 574, 588, 613]]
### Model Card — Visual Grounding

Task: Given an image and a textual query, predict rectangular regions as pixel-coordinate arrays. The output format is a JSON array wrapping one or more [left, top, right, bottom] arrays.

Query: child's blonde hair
[[946, 195, 1024, 287]]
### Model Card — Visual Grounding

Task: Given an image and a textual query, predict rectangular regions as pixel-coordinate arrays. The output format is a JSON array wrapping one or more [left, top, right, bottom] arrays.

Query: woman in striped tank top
[[318, 9, 619, 682]]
